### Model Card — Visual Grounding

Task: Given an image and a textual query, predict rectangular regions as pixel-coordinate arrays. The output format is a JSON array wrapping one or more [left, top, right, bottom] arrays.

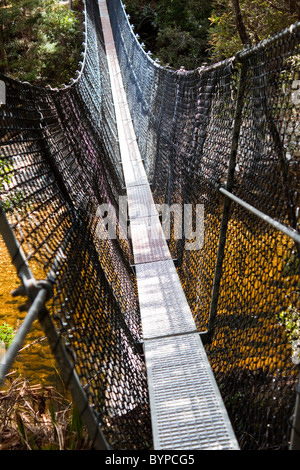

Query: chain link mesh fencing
[[108, 0, 300, 449], [0, 0, 152, 450]]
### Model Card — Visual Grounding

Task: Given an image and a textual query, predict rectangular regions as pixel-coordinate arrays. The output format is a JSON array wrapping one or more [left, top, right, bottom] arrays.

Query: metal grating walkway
[[99, 0, 239, 450]]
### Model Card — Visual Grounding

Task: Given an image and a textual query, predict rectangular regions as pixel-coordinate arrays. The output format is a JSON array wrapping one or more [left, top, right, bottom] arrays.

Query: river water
[[0, 235, 64, 390]]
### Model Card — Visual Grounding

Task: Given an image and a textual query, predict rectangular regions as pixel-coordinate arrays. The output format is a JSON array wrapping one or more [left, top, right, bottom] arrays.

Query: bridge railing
[[0, 0, 152, 450], [108, 0, 300, 450]]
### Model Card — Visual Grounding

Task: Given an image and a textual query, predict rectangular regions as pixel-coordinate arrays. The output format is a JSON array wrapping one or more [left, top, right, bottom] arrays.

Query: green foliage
[[124, 1, 159, 52], [209, 0, 299, 60], [278, 305, 300, 344], [125, 0, 299, 67], [0, 156, 14, 212], [0, 156, 13, 191], [0, 155, 26, 213], [69, 406, 84, 448], [0, 322, 15, 349], [283, 250, 300, 277], [208, 8, 242, 60], [0, 0, 84, 87], [125, 0, 212, 69]]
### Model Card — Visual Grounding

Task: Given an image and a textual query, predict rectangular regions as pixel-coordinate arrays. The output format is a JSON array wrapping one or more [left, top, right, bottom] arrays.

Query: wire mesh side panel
[[207, 29, 300, 450], [108, 0, 236, 329], [0, 0, 152, 450], [110, 0, 300, 450]]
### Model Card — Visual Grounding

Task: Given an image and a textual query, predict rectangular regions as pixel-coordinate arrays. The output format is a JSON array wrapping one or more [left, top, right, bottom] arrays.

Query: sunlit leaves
[[0, 0, 83, 87], [124, 0, 299, 66], [209, 0, 299, 60]]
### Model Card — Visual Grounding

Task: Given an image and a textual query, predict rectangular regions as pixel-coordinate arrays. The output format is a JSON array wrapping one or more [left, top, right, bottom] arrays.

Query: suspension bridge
[[0, 0, 300, 450]]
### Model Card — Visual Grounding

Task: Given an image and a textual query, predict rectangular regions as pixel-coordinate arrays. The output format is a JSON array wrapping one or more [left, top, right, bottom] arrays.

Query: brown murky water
[[0, 235, 63, 389]]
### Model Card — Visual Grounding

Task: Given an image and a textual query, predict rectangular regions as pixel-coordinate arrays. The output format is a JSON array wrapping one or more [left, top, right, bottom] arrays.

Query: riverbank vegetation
[[0, 375, 92, 450]]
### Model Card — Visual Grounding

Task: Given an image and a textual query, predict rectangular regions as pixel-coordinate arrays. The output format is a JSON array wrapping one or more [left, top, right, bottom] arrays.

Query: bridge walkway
[[99, 0, 239, 450]]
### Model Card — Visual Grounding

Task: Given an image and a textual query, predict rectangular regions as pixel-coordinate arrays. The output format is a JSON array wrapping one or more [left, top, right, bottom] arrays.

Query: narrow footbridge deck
[[99, 0, 239, 450]]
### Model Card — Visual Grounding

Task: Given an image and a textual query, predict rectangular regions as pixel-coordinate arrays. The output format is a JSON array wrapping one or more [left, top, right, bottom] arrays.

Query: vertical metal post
[[0, 204, 110, 449], [290, 378, 300, 450], [207, 58, 248, 343]]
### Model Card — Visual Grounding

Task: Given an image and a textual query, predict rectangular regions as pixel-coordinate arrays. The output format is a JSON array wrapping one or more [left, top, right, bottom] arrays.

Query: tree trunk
[[288, 0, 300, 18], [231, 0, 251, 46]]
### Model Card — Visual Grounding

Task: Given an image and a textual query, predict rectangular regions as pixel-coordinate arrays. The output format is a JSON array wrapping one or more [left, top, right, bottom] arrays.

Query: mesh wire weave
[[0, 0, 152, 450], [108, 0, 300, 450]]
